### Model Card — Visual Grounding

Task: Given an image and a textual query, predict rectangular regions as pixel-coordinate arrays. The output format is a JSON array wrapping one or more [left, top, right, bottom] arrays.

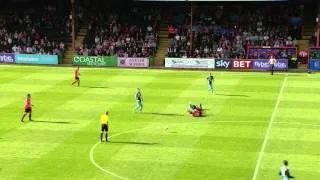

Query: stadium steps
[[302, 24, 315, 39], [0, 7, 13, 18], [63, 18, 90, 64], [154, 23, 169, 66], [75, 26, 88, 48], [297, 63, 308, 71], [64, 50, 74, 64], [297, 40, 310, 52], [63, 46, 74, 64], [296, 3, 317, 54], [301, 3, 317, 40]]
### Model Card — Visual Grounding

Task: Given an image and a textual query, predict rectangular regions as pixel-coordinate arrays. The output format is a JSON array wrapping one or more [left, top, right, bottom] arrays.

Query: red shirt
[[75, 69, 79, 78], [168, 26, 175, 34], [25, 97, 31, 109]]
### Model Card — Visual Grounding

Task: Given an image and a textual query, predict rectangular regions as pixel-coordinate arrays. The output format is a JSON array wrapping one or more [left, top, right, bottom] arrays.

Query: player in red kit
[[71, 66, 80, 86], [21, 94, 33, 122]]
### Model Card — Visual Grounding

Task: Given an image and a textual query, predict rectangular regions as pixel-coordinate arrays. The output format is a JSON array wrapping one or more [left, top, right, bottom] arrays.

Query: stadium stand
[[166, 4, 302, 59], [76, 5, 160, 57], [0, 1, 83, 56]]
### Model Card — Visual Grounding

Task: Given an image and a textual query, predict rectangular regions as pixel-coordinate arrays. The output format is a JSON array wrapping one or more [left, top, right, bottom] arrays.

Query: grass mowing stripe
[[1, 66, 318, 179], [89, 116, 270, 179], [173, 76, 247, 179], [90, 127, 151, 180], [17, 70, 161, 180], [9, 70, 154, 179], [252, 77, 287, 180], [91, 73, 203, 179], [134, 78, 211, 180], [0, 80, 75, 137], [0, 70, 131, 179]]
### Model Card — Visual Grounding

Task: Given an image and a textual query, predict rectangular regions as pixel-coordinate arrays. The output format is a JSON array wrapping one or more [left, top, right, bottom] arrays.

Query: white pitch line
[[89, 127, 150, 180], [204, 120, 266, 124], [89, 120, 267, 180], [90, 100, 320, 180], [252, 77, 287, 180], [273, 121, 320, 127]]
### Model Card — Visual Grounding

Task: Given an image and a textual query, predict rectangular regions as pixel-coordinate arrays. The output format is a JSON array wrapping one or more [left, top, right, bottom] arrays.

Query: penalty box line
[[252, 77, 287, 180]]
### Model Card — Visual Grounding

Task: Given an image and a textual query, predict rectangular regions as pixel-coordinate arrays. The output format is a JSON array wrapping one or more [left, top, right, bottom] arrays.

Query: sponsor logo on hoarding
[[232, 60, 252, 69], [310, 59, 320, 71], [118, 57, 149, 67], [215, 59, 231, 69], [253, 61, 269, 69], [72, 56, 117, 67], [0, 53, 15, 63], [15, 54, 58, 65], [275, 62, 287, 69], [73, 56, 105, 66], [253, 59, 288, 70], [165, 58, 215, 69]]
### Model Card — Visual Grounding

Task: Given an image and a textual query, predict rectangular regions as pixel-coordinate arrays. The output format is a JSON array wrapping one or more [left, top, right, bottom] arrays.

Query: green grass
[[0, 65, 319, 180]]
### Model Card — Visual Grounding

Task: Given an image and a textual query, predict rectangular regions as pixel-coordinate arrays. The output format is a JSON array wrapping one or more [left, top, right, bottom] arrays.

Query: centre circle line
[[90, 118, 319, 179]]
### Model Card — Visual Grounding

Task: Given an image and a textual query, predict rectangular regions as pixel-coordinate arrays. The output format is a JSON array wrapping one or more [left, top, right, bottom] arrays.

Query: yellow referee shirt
[[100, 114, 109, 124]]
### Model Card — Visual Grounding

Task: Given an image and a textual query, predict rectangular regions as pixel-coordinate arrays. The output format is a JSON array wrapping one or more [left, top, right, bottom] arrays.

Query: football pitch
[[0, 65, 319, 180]]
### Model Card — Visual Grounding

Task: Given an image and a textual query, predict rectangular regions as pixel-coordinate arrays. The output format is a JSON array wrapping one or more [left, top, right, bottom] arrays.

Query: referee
[[100, 111, 109, 142], [269, 55, 277, 75]]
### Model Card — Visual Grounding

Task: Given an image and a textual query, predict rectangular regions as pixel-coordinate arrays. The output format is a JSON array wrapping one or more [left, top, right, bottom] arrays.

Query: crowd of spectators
[[167, 5, 301, 59], [76, 6, 160, 57], [0, 3, 80, 55], [1, 2, 304, 59]]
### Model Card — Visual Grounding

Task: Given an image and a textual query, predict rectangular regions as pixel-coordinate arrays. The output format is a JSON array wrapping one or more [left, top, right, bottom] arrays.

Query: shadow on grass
[[215, 93, 250, 97], [187, 115, 208, 118], [108, 141, 158, 145], [168, 131, 178, 133], [143, 112, 184, 116], [30, 120, 78, 124], [81, 85, 109, 89]]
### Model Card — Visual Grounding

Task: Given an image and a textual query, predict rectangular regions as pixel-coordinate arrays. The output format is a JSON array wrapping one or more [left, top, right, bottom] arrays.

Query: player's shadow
[[81, 86, 109, 89], [215, 93, 250, 97], [144, 112, 184, 116], [30, 120, 78, 124], [108, 141, 158, 145]]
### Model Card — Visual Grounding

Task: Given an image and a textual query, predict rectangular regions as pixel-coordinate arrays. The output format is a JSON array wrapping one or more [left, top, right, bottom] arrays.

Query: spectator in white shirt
[[94, 36, 100, 44], [175, 34, 180, 41], [147, 25, 152, 32]]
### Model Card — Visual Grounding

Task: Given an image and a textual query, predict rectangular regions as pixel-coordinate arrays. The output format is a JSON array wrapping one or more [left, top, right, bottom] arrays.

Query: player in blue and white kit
[[135, 88, 143, 112], [207, 73, 214, 94], [279, 160, 295, 180]]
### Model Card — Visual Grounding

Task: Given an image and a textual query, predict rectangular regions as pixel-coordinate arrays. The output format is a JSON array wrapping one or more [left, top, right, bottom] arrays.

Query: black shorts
[[75, 77, 79, 80], [101, 124, 108, 132], [270, 64, 274, 69], [25, 108, 32, 113]]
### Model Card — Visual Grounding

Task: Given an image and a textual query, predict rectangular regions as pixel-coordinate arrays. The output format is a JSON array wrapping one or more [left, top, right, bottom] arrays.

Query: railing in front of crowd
[[246, 46, 298, 60]]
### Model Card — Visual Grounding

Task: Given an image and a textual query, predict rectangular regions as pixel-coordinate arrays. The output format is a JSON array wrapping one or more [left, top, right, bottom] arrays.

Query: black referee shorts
[[101, 124, 108, 132]]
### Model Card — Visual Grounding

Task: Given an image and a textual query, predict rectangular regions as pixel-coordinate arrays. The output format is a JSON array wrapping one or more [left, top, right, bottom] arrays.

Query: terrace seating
[[76, 6, 160, 57], [167, 4, 300, 59], [0, 3, 70, 55]]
